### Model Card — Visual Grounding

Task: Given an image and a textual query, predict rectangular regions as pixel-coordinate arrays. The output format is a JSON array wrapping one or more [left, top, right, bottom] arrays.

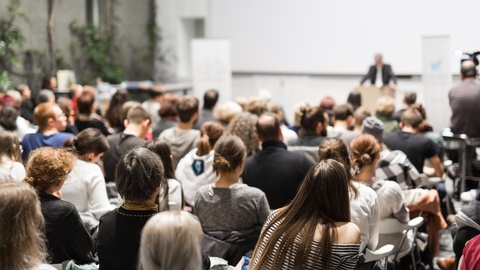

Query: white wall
[[210, 0, 480, 75]]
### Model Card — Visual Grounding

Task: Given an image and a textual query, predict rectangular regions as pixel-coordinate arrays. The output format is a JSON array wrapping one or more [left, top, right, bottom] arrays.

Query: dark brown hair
[[251, 159, 351, 269], [256, 113, 280, 142], [177, 96, 199, 123], [0, 105, 19, 131], [212, 135, 246, 175], [197, 121, 224, 156], [404, 91, 417, 106], [116, 147, 166, 202], [350, 134, 381, 171], [77, 91, 95, 115], [64, 128, 109, 158], [126, 105, 151, 125], [300, 106, 326, 134], [333, 104, 353, 121], [105, 89, 128, 129], [0, 131, 21, 164], [203, 89, 219, 109]]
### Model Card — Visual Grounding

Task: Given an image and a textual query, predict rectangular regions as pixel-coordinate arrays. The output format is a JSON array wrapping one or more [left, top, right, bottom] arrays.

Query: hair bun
[[360, 154, 371, 165], [214, 154, 231, 171]]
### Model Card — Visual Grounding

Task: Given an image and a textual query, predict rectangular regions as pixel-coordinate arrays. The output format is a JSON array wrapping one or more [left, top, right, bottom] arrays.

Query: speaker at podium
[[356, 86, 395, 113]]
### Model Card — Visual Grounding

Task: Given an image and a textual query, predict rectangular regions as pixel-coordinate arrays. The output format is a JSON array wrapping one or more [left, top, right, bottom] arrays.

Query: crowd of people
[[0, 59, 479, 270]]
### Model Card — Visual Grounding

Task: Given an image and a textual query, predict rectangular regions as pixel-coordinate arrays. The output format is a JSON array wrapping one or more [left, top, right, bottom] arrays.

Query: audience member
[[347, 90, 362, 111], [266, 102, 298, 144], [0, 131, 25, 183], [393, 91, 417, 122], [41, 75, 57, 91], [213, 101, 243, 126], [0, 182, 56, 270], [25, 147, 95, 264], [159, 95, 200, 169], [17, 83, 34, 122], [350, 134, 411, 257], [35, 89, 55, 105], [97, 147, 167, 270], [102, 105, 150, 184], [75, 91, 110, 136], [145, 139, 184, 211], [225, 112, 259, 157], [57, 97, 79, 135], [319, 138, 379, 251], [243, 113, 312, 209], [61, 128, 113, 232], [105, 89, 128, 133], [460, 234, 480, 270], [139, 211, 209, 270], [374, 95, 399, 136], [328, 104, 360, 147], [319, 96, 336, 126], [194, 89, 219, 129], [194, 134, 271, 265], [250, 159, 361, 269], [175, 121, 224, 206], [353, 106, 371, 132], [152, 93, 179, 137], [384, 108, 443, 177], [247, 97, 268, 116], [142, 87, 164, 127], [288, 106, 328, 163], [449, 60, 480, 138], [21, 103, 75, 161]]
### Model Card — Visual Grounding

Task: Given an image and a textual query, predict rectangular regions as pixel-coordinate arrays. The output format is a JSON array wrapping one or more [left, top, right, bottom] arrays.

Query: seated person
[[25, 147, 95, 264], [74, 90, 110, 136], [194, 134, 271, 265], [374, 96, 399, 137]]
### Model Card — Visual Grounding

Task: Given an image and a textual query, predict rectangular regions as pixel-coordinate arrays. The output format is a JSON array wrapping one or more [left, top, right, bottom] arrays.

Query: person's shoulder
[[238, 184, 266, 197], [336, 222, 361, 245], [56, 132, 76, 138], [355, 182, 378, 200]]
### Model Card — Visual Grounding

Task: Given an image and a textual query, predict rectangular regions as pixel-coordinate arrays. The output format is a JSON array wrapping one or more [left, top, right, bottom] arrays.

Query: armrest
[[365, 244, 394, 262], [406, 217, 424, 229]]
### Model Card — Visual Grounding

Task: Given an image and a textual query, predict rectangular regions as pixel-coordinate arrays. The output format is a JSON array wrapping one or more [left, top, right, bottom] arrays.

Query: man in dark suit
[[360, 54, 397, 89]]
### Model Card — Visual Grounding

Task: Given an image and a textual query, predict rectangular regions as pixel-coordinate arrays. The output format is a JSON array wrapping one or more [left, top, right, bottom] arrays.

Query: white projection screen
[[210, 0, 480, 75]]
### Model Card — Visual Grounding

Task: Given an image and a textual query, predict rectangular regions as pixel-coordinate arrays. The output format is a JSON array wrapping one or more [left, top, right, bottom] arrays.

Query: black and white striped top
[[251, 212, 360, 269]]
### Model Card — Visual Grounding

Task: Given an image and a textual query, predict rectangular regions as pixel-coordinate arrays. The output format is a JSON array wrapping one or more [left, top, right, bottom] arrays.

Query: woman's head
[[145, 139, 175, 180], [213, 134, 246, 176], [116, 147, 165, 203], [300, 106, 328, 135], [25, 147, 76, 193], [0, 131, 21, 163], [0, 182, 46, 270], [77, 91, 96, 115], [318, 137, 352, 179], [197, 121, 225, 156], [139, 211, 203, 270], [105, 89, 128, 128], [0, 105, 19, 131], [225, 112, 259, 156], [350, 134, 381, 171], [64, 128, 109, 162]]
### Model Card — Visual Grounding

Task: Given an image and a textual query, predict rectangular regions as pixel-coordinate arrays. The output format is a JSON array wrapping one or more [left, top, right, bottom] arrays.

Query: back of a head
[[197, 121, 225, 156], [375, 95, 395, 117], [213, 101, 242, 124], [0, 182, 45, 270], [77, 91, 95, 115], [36, 89, 55, 105], [353, 107, 371, 127], [116, 147, 165, 202], [34, 103, 56, 131], [225, 112, 259, 156], [256, 113, 280, 142], [203, 89, 219, 109], [300, 106, 326, 133], [404, 91, 417, 106], [70, 128, 109, 156], [25, 147, 76, 192], [145, 139, 175, 179], [410, 103, 427, 120], [213, 134, 246, 175], [333, 104, 353, 121], [318, 137, 352, 179], [105, 89, 128, 128], [247, 97, 267, 116], [126, 105, 151, 125], [0, 131, 21, 164], [0, 105, 19, 131], [122, 101, 142, 122], [400, 108, 423, 129], [177, 96, 199, 123], [361, 116, 384, 143], [319, 96, 336, 111], [461, 60, 477, 79], [139, 211, 203, 270], [350, 134, 380, 170], [347, 91, 362, 111]]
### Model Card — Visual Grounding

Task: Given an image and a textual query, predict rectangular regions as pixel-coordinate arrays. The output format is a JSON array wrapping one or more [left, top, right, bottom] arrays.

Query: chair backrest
[[378, 217, 424, 235]]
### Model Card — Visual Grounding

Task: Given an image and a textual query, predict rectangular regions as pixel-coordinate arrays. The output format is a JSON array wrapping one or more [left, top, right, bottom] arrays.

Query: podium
[[357, 86, 395, 113]]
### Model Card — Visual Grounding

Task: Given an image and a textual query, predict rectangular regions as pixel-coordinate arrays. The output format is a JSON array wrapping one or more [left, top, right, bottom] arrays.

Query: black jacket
[[360, 64, 397, 86]]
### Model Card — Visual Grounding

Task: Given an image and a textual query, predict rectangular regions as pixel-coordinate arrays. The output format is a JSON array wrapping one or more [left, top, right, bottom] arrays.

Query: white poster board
[[191, 39, 232, 102], [421, 36, 452, 131]]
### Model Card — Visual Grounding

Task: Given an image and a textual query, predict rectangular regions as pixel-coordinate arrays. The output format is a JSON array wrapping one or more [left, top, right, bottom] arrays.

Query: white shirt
[[375, 66, 383, 88], [350, 181, 379, 250], [175, 148, 217, 206], [0, 157, 25, 183]]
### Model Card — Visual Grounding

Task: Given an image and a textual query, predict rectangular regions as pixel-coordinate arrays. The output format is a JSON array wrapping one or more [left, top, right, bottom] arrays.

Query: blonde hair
[[139, 211, 203, 270], [0, 182, 46, 270], [25, 147, 76, 192], [375, 96, 395, 116], [0, 131, 21, 164], [34, 103, 57, 131]]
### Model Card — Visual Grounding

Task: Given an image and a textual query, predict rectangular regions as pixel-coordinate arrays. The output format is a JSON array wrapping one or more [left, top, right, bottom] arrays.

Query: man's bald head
[[461, 60, 477, 79], [256, 113, 281, 142]]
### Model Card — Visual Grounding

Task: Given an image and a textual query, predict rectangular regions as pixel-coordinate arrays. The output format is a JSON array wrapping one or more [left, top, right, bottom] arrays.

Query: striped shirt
[[251, 212, 360, 269]]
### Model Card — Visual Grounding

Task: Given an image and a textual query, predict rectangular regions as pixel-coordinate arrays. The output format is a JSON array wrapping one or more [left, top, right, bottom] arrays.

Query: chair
[[365, 244, 395, 263], [378, 216, 424, 270]]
